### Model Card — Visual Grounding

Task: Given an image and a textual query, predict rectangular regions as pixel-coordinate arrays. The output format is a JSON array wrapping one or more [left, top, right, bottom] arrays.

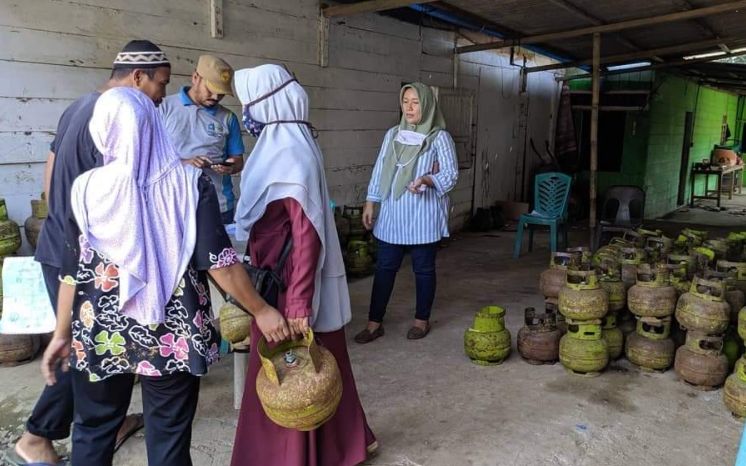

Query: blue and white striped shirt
[[367, 128, 459, 245]]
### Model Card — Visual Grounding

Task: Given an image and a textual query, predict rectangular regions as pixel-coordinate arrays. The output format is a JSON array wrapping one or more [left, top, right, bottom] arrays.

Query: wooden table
[[690, 164, 743, 208]]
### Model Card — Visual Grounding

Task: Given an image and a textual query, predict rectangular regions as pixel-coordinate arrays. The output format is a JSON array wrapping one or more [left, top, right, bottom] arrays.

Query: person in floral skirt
[[41, 87, 289, 466]]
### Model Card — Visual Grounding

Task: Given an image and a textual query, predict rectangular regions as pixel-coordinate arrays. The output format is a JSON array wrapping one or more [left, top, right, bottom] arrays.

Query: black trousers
[[26, 264, 74, 440], [71, 370, 200, 466]]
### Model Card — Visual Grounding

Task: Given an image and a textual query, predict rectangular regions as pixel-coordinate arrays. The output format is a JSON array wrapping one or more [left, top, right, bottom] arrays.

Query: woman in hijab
[[231, 64, 376, 466], [354, 83, 458, 343], [40, 87, 289, 466]]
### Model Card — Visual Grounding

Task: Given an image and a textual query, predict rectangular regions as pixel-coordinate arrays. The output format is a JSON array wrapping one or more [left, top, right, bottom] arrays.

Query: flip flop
[[113, 413, 145, 453], [2, 448, 68, 466]]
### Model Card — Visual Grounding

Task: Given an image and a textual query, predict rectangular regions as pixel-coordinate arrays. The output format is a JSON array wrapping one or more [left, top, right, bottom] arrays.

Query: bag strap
[[273, 236, 294, 275]]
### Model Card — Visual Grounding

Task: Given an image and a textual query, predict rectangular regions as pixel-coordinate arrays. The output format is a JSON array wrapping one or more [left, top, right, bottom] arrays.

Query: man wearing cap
[[159, 55, 245, 224], [10, 40, 170, 466]]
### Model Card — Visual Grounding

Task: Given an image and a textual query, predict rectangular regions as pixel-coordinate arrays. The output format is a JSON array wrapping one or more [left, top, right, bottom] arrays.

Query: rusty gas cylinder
[[668, 253, 695, 277], [0, 199, 21, 256], [256, 330, 342, 431], [539, 252, 576, 300], [724, 356, 746, 419], [345, 240, 373, 275], [692, 247, 716, 275], [667, 264, 691, 297], [620, 247, 646, 291], [566, 246, 592, 267], [558, 270, 608, 321], [645, 235, 673, 264], [219, 302, 252, 344], [628, 264, 677, 318], [342, 205, 365, 241], [674, 331, 729, 389], [717, 260, 746, 296], [464, 306, 512, 365], [682, 228, 708, 245], [545, 300, 566, 335], [601, 311, 624, 360], [739, 307, 746, 341], [598, 259, 625, 312], [0, 334, 40, 366], [592, 244, 621, 268], [559, 319, 608, 376], [675, 277, 731, 335], [704, 269, 745, 325], [704, 239, 728, 262], [625, 316, 675, 372], [517, 307, 561, 365], [24, 195, 47, 250]]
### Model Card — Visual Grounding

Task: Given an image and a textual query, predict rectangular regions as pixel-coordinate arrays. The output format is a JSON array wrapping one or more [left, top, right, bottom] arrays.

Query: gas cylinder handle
[[524, 307, 537, 326], [550, 252, 576, 268], [695, 334, 724, 354], [257, 329, 322, 386], [691, 276, 725, 301], [739, 360, 746, 380]]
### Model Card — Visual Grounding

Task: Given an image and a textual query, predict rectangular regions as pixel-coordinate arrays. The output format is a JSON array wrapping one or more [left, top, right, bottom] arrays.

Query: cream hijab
[[233, 64, 350, 332]]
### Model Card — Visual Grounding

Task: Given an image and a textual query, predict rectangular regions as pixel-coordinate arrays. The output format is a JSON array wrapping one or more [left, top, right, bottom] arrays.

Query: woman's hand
[[288, 317, 309, 337], [182, 156, 212, 169], [253, 304, 291, 343], [41, 334, 71, 386], [363, 201, 375, 231], [407, 176, 434, 194]]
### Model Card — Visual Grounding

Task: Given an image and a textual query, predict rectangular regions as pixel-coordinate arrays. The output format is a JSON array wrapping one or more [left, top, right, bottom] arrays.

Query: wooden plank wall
[[0, 0, 560, 248]]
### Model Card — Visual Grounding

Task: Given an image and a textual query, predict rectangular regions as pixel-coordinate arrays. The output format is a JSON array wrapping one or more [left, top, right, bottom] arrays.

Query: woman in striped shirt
[[354, 83, 458, 343]]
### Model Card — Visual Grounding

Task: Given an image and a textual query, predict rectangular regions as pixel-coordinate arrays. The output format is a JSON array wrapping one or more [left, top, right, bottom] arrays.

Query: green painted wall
[[567, 72, 744, 220], [643, 75, 743, 218]]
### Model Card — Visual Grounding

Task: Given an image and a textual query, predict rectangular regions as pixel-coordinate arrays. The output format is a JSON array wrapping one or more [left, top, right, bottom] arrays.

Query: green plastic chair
[[513, 172, 572, 258]]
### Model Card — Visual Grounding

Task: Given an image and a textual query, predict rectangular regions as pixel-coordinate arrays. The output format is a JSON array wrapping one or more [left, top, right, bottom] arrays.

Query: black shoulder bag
[[242, 237, 293, 308], [209, 236, 293, 311]]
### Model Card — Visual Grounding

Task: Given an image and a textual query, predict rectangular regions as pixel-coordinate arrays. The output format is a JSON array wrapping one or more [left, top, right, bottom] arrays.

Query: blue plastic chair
[[513, 172, 572, 258]]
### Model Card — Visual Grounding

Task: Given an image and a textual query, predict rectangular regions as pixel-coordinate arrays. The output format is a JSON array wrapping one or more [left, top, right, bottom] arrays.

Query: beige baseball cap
[[196, 55, 234, 96]]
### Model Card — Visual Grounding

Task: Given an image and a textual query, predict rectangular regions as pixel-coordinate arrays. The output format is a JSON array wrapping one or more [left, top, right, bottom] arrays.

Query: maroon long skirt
[[230, 322, 376, 466]]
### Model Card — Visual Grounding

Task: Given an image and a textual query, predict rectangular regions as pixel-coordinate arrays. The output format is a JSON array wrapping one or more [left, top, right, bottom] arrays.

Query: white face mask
[[394, 130, 427, 146]]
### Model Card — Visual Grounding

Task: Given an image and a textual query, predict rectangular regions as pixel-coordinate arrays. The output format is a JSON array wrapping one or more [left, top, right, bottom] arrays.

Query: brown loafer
[[354, 326, 384, 344], [407, 324, 430, 340]]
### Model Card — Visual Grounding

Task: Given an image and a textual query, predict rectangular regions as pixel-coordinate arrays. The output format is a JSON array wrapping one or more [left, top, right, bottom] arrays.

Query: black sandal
[[354, 326, 384, 344]]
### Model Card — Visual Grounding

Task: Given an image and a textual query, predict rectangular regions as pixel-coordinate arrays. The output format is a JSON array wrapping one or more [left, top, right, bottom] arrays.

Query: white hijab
[[233, 64, 350, 333], [71, 87, 200, 325]]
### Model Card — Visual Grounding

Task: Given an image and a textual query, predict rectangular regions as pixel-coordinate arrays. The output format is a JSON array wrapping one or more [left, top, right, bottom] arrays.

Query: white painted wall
[[0, 0, 560, 249]]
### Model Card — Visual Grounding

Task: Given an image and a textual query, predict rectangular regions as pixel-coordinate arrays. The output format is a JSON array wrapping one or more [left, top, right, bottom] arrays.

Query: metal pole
[[590, 32, 601, 248]]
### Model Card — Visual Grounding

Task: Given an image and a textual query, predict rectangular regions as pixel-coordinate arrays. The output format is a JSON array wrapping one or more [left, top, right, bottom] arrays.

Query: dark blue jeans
[[368, 239, 437, 323], [26, 264, 74, 440]]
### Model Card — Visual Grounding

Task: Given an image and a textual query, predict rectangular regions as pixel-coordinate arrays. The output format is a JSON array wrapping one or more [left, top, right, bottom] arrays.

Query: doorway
[[677, 111, 695, 206]]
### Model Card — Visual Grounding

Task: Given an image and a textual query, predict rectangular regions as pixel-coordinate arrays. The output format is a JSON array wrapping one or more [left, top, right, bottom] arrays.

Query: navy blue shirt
[[35, 92, 102, 268]]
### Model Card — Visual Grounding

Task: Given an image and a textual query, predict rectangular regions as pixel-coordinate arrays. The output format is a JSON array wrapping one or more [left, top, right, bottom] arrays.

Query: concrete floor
[[1, 230, 743, 466], [656, 192, 746, 229]]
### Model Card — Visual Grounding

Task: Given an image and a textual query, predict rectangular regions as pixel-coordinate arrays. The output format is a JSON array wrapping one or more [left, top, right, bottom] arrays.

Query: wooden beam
[[545, 0, 650, 55], [456, 0, 746, 54], [589, 32, 600, 247], [322, 0, 437, 17], [559, 48, 746, 81], [526, 37, 746, 73], [209, 0, 224, 39]]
